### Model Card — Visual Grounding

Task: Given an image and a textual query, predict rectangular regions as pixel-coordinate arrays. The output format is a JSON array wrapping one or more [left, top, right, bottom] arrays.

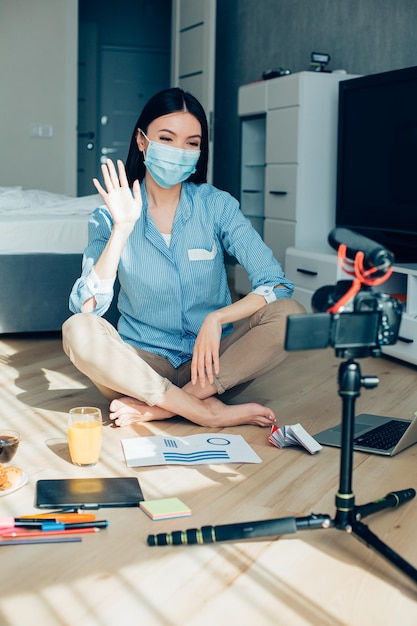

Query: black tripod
[[328, 357, 417, 583], [148, 356, 417, 585]]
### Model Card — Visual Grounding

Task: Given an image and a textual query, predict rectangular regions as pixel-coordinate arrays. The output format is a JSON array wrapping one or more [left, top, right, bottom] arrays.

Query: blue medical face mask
[[141, 131, 201, 188]]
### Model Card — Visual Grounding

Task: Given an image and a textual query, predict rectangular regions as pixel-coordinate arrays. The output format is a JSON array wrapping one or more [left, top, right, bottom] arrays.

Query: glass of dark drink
[[0, 430, 20, 463]]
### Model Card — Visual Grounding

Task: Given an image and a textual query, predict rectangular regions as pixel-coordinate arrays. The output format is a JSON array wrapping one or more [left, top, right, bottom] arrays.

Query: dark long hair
[[125, 87, 209, 186]]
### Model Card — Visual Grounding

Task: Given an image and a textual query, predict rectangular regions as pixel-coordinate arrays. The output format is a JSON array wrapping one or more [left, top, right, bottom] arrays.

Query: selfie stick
[[148, 230, 417, 585]]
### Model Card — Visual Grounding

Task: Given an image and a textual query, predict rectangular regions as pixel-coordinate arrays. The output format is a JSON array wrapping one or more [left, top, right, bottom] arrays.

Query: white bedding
[[0, 187, 101, 253]]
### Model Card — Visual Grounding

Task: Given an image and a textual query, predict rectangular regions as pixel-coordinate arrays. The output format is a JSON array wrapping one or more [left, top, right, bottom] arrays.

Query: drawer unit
[[267, 73, 301, 109], [238, 81, 267, 116], [285, 247, 351, 312], [235, 72, 357, 295], [264, 219, 295, 267], [382, 315, 417, 365], [264, 164, 297, 220], [266, 108, 299, 163], [285, 247, 341, 292]]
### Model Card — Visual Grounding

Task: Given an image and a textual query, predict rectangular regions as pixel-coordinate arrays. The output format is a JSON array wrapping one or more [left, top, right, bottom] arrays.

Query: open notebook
[[314, 413, 417, 456]]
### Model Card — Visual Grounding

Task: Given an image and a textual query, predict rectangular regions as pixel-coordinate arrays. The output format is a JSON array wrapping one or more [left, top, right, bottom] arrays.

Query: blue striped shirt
[[69, 182, 294, 367]]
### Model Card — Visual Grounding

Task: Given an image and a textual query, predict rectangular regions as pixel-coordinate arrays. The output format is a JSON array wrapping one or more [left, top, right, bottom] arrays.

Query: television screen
[[336, 66, 417, 263]]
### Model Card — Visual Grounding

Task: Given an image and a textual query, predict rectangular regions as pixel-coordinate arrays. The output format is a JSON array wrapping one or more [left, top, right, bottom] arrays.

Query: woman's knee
[[260, 298, 306, 324], [284, 298, 306, 316], [62, 313, 106, 361], [62, 313, 83, 357]]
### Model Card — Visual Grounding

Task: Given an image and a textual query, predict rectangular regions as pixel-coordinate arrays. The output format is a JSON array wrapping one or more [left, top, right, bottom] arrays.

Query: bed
[[0, 186, 119, 333]]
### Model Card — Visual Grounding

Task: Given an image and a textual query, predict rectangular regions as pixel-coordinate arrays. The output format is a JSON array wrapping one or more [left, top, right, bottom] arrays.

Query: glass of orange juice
[[68, 407, 103, 466]]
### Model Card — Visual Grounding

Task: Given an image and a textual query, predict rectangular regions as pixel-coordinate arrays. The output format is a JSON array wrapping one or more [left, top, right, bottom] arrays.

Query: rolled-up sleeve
[[69, 207, 116, 315], [252, 284, 293, 303]]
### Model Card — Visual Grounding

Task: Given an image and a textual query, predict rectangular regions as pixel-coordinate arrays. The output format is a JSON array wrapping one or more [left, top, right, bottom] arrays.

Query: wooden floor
[[1, 331, 417, 625]]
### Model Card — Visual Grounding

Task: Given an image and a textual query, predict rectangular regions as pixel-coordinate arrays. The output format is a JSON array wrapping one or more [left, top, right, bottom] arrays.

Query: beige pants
[[62, 298, 305, 406]]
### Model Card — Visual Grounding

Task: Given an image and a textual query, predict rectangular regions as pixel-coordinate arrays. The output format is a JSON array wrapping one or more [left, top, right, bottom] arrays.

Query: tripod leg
[[352, 519, 417, 583], [355, 488, 416, 521], [334, 359, 362, 528], [147, 514, 334, 546]]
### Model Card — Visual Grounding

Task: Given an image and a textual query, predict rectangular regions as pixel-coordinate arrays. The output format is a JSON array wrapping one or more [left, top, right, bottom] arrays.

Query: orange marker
[[18, 513, 96, 523]]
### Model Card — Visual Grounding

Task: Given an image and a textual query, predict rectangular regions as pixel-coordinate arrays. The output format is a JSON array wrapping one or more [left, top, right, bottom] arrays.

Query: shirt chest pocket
[[187, 242, 217, 261]]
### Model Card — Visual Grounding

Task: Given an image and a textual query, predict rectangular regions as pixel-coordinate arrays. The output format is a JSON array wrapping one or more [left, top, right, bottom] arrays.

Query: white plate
[[0, 472, 28, 496]]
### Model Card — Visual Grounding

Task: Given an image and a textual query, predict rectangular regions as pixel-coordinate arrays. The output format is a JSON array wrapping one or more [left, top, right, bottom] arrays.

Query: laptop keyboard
[[354, 419, 410, 450]]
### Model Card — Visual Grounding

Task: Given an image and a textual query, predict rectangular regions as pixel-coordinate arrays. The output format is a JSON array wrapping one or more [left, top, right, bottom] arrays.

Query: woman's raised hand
[[93, 159, 142, 229]]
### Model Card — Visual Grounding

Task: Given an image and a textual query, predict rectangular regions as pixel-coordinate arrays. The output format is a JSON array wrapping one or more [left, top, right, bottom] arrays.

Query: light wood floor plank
[[1, 332, 417, 625]]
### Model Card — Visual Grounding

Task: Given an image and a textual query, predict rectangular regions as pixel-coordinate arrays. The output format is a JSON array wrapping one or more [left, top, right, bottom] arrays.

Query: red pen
[[1, 527, 100, 538]]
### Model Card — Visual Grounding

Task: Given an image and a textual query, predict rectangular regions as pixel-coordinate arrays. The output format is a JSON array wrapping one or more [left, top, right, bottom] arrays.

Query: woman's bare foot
[[109, 393, 276, 428], [196, 396, 275, 428], [109, 397, 174, 427]]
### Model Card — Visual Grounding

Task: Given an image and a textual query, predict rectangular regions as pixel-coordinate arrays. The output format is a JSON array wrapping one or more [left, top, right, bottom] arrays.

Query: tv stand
[[285, 247, 417, 366]]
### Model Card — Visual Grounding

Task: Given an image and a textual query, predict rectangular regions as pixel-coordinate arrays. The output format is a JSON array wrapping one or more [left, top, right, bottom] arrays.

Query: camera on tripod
[[285, 229, 403, 359]]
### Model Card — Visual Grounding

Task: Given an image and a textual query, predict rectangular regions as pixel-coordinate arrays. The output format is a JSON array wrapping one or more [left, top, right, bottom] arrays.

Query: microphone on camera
[[328, 228, 394, 270]]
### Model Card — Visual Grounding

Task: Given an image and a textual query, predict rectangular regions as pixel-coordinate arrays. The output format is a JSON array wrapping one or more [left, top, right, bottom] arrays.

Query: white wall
[[0, 0, 78, 195]]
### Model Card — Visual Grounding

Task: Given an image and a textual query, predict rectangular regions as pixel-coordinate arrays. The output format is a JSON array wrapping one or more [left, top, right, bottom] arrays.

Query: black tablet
[[35, 477, 144, 509]]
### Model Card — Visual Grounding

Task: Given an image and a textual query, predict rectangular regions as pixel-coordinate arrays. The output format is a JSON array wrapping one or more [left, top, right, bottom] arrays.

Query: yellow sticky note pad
[[140, 497, 191, 520]]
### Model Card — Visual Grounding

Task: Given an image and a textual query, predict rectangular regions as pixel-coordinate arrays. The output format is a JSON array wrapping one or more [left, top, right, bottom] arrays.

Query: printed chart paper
[[121, 434, 262, 467]]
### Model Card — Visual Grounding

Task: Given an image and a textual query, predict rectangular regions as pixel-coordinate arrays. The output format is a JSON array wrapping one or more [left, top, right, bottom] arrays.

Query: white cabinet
[[234, 71, 356, 295], [264, 71, 356, 264], [238, 79, 268, 116], [286, 247, 417, 367], [285, 247, 350, 312], [379, 264, 417, 366]]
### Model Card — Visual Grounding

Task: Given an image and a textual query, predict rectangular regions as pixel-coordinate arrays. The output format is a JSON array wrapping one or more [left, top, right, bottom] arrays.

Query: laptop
[[314, 413, 417, 456]]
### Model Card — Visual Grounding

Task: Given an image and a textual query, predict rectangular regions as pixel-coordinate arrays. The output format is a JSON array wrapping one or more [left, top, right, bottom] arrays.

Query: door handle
[[296, 268, 318, 276], [397, 336, 414, 344]]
